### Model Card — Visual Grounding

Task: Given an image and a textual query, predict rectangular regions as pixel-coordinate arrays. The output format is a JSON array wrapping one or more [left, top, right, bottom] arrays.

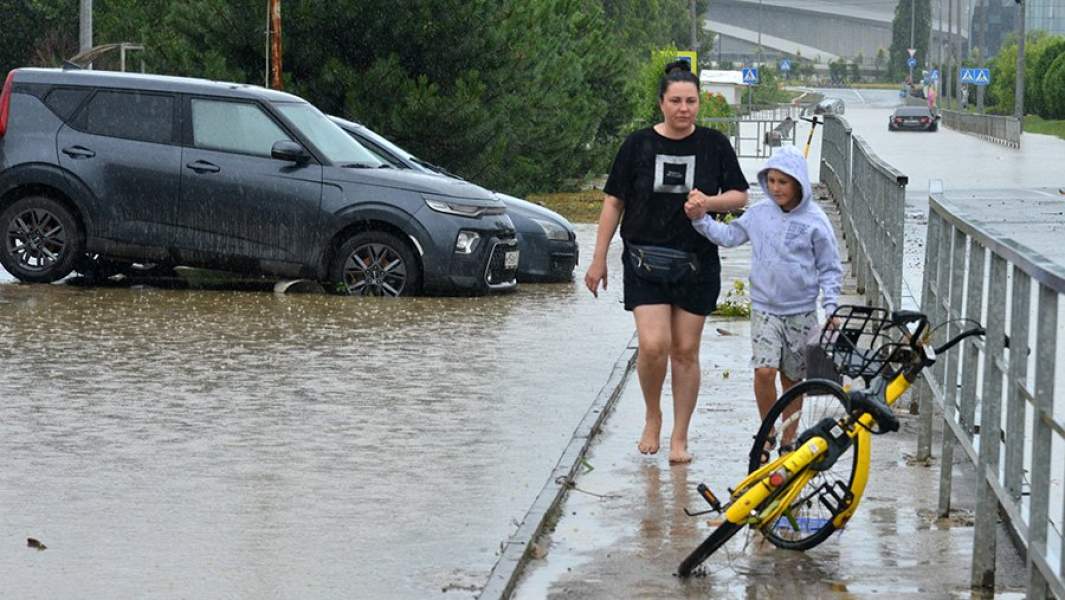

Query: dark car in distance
[[330, 117, 579, 283], [888, 106, 939, 132], [0, 68, 520, 296]]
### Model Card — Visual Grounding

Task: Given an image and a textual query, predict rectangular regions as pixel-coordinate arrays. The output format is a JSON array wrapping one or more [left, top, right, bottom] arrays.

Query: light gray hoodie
[[692, 145, 842, 316]]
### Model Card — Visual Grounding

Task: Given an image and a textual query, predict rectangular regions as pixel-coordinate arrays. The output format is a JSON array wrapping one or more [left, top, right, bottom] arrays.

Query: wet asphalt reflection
[[0, 223, 636, 599]]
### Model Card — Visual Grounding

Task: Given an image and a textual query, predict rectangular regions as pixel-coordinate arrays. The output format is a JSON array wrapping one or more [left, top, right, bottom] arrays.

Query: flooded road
[[0, 224, 637, 599]]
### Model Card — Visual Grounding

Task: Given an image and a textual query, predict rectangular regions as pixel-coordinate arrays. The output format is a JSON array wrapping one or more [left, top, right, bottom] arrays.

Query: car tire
[[0, 195, 84, 283], [329, 230, 422, 297], [930, 124, 938, 132]]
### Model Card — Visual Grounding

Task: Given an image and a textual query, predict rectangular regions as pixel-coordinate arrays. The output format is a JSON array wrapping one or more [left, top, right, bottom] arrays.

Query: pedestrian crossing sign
[[742, 67, 759, 85], [960, 67, 991, 86]]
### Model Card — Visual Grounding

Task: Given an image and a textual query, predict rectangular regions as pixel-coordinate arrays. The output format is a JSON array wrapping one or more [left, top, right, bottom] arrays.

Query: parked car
[[0, 67, 519, 296], [811, 97, 845, 116], [329, 117, 578, 283], [888, 106, 939, 132]]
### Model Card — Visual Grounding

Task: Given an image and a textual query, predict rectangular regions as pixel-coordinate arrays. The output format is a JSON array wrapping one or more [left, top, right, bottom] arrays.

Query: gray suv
[[0, 68, 519, 296]]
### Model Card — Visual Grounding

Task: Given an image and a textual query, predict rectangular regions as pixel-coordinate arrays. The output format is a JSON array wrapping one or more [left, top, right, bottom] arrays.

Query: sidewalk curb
[[478, 331, 639, 600]]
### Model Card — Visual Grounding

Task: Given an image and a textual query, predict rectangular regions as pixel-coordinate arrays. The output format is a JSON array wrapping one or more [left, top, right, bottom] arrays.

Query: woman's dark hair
[[658, 60, 700, 99]]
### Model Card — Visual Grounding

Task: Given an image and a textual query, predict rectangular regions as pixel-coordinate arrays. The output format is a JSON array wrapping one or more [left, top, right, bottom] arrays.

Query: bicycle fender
[[725, 436, 831, 524], [832, 427, 872, 529]]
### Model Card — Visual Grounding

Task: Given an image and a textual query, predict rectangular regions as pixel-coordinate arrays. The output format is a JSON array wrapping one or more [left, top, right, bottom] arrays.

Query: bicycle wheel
[[677, 521, 744, 576], [748, 379, 859, 551]]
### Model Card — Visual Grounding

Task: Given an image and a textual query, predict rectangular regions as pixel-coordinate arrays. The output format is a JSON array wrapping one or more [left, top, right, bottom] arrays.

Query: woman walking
[[584, 61, 749, 463]]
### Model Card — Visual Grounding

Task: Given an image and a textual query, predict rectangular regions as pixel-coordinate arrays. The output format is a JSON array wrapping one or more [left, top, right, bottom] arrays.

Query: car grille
[[485, 239, 519, 286]]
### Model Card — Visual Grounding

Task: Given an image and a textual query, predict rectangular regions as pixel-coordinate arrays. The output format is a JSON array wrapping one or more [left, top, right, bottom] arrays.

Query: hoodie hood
[[757, 145, 813, 210]]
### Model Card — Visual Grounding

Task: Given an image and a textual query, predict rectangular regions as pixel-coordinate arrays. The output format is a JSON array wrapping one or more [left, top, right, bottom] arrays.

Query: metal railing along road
[[917, 193, 1065, 598], [941, 109, 1022, 148], [819, 115, 907, 312]]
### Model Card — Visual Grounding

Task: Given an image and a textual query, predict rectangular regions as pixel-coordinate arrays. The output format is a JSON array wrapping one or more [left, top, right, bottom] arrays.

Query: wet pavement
[[511, 193, 1030, 600], [0, 225, 637, 599]]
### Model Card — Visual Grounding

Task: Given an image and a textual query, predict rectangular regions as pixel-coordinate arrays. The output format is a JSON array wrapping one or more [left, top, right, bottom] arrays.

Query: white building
[[699, 69, 747, 105]]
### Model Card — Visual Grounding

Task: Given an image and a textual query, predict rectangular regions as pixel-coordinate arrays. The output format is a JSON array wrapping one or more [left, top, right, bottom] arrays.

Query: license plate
[[504, 250, 519, 269]]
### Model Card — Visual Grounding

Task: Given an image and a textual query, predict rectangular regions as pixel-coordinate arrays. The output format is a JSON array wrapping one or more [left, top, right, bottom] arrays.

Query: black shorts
[[622, 250, 721, 316]]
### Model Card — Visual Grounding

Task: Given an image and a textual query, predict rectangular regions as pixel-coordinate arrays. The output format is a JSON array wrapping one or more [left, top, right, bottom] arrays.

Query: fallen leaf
[[716, 328, 736, 336], [27, 538, 46, 551]]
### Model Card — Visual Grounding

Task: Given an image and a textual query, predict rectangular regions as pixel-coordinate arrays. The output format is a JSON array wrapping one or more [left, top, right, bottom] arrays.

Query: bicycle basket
[[819, 305, 911, 381]]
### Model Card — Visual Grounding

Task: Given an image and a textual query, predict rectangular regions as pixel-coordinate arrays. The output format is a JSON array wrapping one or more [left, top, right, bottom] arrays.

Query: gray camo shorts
[[750, 309, 819, 381]]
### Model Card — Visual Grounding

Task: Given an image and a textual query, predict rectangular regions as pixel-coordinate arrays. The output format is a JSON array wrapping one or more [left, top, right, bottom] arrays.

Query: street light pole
[[1014, 0, 1025, 120], [690, 0, 698, 51], [911, 0, 920, 85], [79, 0, 93, 56], [757, 0, 763, 67]]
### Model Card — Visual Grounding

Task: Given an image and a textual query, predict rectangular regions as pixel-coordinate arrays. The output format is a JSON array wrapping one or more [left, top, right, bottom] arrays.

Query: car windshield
[[274, 102, 385, 167]]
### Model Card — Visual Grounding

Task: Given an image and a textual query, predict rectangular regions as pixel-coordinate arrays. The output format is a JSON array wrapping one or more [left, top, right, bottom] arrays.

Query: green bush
[[1030, 37, 1065, 118], [1043, 52, 1065, 119]]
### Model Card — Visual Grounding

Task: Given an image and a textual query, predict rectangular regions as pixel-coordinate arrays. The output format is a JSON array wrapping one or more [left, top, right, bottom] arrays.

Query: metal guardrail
[[941, 109, 1022, 149], [917, 193, 1065, 598], [702, 115, 797, 159], [819, 115, 906, 311]]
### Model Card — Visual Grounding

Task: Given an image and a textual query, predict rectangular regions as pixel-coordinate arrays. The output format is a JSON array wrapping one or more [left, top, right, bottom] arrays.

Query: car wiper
[[338, 162, 378, 169]]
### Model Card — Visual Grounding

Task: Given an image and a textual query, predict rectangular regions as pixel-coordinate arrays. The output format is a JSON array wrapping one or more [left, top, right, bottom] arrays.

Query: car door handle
[[186, 160, 220, 174], [61, 145, 95, 159]]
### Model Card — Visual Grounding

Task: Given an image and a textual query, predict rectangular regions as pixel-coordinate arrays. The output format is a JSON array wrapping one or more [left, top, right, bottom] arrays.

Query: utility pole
[[1014, 0, 1025, 120], [269, 0, 283, 90], [690, 0, 698, 51], [79, 0, 93, 60]]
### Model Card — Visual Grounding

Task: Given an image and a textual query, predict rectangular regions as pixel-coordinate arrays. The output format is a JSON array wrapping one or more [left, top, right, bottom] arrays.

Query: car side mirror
[[272, 140, 310, 163]]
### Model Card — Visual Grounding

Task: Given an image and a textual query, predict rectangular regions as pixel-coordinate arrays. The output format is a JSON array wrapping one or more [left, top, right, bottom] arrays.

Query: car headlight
[[424, 194, 503, 218], [531, 217, 570, 241], [454, 230, 480, 254]]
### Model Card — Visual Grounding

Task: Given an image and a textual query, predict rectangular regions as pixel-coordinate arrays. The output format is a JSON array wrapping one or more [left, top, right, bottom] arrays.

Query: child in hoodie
[[683, 145, 842, 461]]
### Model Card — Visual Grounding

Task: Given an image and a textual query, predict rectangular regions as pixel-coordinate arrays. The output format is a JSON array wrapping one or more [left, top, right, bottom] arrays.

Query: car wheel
[[0, 195, 84, 283], [930, 124, 938, 132], [330, 231, 422, 297]]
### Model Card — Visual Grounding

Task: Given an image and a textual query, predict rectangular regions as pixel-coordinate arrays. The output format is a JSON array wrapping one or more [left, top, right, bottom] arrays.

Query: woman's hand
[[684, 188, 712, 220], [584, 259, 608, 298]]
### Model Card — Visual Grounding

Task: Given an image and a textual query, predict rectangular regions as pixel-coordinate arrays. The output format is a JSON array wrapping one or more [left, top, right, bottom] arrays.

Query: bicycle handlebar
[[933, 326, 986, 355]]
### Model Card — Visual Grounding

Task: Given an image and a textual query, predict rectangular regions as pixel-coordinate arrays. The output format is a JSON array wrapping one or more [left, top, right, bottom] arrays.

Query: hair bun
[[664, 60, 692, 75]]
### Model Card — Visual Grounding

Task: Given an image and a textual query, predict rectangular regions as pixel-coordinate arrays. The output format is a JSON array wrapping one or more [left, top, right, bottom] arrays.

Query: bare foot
[[638, 415, 662, 454], [668, 439, 692, 464]]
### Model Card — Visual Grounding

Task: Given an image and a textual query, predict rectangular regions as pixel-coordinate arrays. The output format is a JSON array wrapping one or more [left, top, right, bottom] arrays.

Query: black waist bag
[[627, 243, 699, 284]]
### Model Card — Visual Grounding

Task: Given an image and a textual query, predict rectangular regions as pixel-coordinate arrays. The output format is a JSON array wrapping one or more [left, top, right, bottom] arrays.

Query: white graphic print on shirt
[[653, 154, 695, 194]]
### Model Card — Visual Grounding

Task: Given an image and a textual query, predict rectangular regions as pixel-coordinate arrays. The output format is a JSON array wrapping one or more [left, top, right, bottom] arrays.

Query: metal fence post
[[1027, 285, 1057, 598], [1004, 268, 1030, 501], [938, 225, 967, 517], [971, 253, 1007, 590]]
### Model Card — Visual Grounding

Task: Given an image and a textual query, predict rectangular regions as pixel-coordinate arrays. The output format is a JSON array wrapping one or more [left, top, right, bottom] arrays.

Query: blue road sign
[[907, 57, 917, 69], [779, 59, 791, 72], [960, 67, 991, 86], [742, 67, 759, 85]]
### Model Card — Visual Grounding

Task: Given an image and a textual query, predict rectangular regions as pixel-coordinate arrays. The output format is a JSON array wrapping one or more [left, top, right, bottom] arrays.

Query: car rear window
[[44, 87, 91, 121], [78, 90, 174, 144], [896, 107, 931, 117]]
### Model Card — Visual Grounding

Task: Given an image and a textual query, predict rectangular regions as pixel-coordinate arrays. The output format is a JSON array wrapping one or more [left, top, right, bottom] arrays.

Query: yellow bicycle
[[678, 305, 984, 576]]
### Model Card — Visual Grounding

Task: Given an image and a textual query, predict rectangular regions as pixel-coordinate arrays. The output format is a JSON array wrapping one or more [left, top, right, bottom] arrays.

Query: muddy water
[[0, 223, 636, 599]]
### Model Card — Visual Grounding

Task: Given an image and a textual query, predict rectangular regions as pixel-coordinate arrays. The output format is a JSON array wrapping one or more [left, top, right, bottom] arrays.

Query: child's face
[[765, 169, 802, 211]]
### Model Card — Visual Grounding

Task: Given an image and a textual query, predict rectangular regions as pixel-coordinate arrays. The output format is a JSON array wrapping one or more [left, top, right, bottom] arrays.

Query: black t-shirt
[[604, 126, 749, 270]]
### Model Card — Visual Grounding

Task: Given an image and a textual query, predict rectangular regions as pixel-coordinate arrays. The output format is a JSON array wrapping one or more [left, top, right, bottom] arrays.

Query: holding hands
[[684, 188, 712, 220]]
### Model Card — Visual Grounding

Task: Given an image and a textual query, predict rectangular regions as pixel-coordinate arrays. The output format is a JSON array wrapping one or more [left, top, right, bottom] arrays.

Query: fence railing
[[819, 115, 906, 311], [917, 193, 1065, 598], [941, 109, 1022, 148]]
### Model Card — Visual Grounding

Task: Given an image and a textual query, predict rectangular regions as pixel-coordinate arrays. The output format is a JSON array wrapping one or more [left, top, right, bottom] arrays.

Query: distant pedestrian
[[585, 60, 749, 464], [684, 145, 842, 462], [927, 86, 937, 110]]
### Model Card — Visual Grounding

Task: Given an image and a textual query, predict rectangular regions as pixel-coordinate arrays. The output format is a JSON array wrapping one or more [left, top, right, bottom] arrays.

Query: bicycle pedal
[[697, 483, 723, 512]]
